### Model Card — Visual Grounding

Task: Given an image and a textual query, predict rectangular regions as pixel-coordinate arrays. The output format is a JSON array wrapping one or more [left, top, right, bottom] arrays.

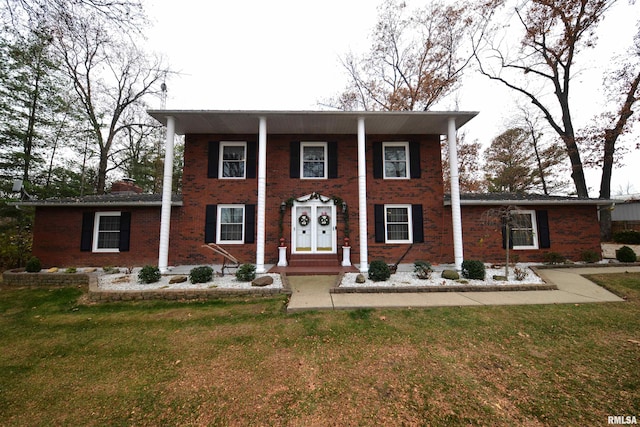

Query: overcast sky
[[143, 0, 640, 197]]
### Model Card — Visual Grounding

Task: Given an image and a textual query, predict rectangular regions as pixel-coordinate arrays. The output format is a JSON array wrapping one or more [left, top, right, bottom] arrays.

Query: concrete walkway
[[286, 266, 639, 312]]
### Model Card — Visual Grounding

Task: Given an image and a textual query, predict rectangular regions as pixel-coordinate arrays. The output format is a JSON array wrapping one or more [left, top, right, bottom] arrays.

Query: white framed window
[[385, 204, 413, 243], [217, 205, 245, 244], [511, 210, 539, 250], [93, 212, 121, 252], [383, 142, 409, 179], [219, 142, 246, 178], [300, 142, 327, 179]]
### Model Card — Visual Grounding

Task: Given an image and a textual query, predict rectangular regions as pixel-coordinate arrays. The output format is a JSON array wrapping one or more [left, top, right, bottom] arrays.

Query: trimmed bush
[[25, 257, 41, 273], [413, 261, 433, 279], [236, 264, 256, 282], [616, 246, 637, 263], [543, 252, 565, 264], [189, 266, 213, 284], [368, 260, 391, 282], [441, 270, 459, 280], [138, 265, 161, 284], [612, 230, 640, 245], [580, 250, 600, 264], [461, 260, 485, 280], [65, 267, 77, 274]]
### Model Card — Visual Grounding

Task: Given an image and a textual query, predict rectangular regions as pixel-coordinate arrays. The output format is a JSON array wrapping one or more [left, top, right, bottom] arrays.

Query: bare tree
[[55, 14, 169, 194], [474, 0, 620, 198], [442, 133, 485, 193], [327, 0, 476, 111]]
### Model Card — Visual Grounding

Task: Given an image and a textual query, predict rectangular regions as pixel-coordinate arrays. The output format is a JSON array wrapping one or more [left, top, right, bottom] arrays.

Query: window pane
[[303, 162, 325, 178], [387, 224, 409, 241], [303, 146, 324, 161], [99, 216, 120, 231], [221, 207, 243, 223], [386, 208, 409, 223], [220, 224, 243, 241], [222, 146, 245, 160], [384, 146, 406, 161], [384, 146, 407, 178], [512, 230, 534, 246], [98, 231, 120, 249], [512, 213, 532, 228], [222, 145, 246, 178]]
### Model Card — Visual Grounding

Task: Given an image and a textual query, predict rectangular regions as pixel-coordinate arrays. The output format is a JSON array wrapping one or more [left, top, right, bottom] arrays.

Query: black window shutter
[[373, 141, 383, 179], [328, 141, 338, 178], [244, 204, 256, 243], [374, 204, 385, 243], [501, 217, 514, 249], [246, 141, 257, 179], [80, 212, 94, 251], [412, 204, 424, 243], [207, 141, 219, 178], [290, 141, 300, 178], [205, 205, 217, 243], [118, 212, 131, 252], [536, 210, 551, 248], [409, 141, 421, 179]]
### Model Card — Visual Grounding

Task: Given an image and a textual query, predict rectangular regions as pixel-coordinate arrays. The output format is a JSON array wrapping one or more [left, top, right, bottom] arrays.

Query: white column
[[357, 117, 369, 273], [158, 116, 175, 273], [448, 117, 464, 271], [255, 117, 267, 273]]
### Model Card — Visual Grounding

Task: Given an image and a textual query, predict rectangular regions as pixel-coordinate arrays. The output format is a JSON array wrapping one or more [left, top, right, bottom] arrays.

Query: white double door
[[292, 201, 337, 254]]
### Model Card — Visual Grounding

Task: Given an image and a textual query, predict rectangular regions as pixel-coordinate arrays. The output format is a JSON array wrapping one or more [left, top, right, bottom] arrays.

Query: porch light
[[342, 201, 347, 213], [280, 202, 286, 212]]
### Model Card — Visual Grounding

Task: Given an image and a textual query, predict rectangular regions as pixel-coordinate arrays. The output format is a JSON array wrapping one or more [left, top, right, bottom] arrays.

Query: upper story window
[[511, 210, 539, 250], [301, 142, 327, 179], [383, 142, 409, 179], [220, 142, 246, 178], [93, 212, 121, 252]]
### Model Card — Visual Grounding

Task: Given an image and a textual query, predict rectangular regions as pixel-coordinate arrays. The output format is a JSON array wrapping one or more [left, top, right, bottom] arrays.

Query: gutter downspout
[[158, 116, 175, 273], [448, 117, 464, 271], [357, 117, 369, 273], [255, 117, 267, 273]]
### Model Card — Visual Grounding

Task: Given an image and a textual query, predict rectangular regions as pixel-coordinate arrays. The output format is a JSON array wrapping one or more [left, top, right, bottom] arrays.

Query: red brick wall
[[169, 133, 448, 267], [32, 206, 179, 268], [32, 133, 603, 268], [440, 204, 602, 263]]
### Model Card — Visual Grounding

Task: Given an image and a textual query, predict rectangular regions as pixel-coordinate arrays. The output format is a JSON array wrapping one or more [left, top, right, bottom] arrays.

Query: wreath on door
[[298, 214, 310, 226], [318, 213, 331, 226]]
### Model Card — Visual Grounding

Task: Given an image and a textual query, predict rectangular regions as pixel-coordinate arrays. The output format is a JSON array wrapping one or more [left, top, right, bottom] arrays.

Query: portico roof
[[147, 110, 478, 135]]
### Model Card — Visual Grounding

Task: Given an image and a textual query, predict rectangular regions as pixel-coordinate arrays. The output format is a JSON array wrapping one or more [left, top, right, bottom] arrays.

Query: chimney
[[110, 178, 143, 194]]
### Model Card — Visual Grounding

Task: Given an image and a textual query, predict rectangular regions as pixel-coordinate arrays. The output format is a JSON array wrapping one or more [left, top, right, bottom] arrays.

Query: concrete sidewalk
[[286, 266, 639, 312]]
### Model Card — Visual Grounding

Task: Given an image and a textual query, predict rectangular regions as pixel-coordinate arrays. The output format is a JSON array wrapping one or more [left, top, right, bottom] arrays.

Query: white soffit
[[147, 110, 478, 135]]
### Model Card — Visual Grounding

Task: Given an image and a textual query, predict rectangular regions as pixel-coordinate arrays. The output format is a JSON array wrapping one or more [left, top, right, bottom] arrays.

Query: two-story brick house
[[23, 110, 609, 272]]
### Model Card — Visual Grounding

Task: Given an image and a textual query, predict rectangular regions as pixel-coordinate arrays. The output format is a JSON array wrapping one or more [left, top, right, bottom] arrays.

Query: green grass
[[1, 273, 639, 426]]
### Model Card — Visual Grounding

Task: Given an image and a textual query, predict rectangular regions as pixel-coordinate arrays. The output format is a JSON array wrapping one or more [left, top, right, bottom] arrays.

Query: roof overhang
[[10, 195, 183, 208], [444, 196, 617, 206], [147, 110, 478, 135]]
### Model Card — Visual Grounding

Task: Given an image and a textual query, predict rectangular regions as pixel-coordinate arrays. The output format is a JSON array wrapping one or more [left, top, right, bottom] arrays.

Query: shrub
[[189, 266, 213, 284], [368, 260, 391, 282], [616, 246, 637, 263], [236, 264, 256, 282], [513, 267, 527, 281], [580, 250, 600, 264], [138, 265, 161, 284], [543, 252, 565, 264], [413, 261, 432, 279], [461, 260, 485, 280], [612, 230, 640, 245], [25, 256, 41, 273], [65, 267, 77, 274], [102, 266, 120, 274]]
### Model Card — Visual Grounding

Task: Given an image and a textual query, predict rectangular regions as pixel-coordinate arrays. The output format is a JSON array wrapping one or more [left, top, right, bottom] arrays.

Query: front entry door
[[292, 202, 337, 254]]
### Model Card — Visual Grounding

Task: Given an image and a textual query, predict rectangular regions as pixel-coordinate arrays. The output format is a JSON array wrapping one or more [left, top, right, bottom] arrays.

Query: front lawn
[[1, 273, 639, 426]]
